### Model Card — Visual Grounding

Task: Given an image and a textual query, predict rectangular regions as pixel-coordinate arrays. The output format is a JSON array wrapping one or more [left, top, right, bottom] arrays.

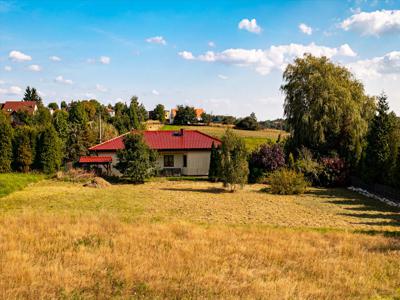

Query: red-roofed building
[[1, 101, 38, 123], [84, 129, 221, 176]]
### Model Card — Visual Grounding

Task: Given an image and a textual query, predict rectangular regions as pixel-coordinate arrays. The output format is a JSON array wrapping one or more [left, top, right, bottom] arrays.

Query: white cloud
[[146, 36, 167, 45], [99, 56, 110, 64], [4, 66, 12, 71], [85, 93, 96, 99], [348, 51, 400, 79], [238, 18, 262, 34], [9, 50, 32, 62], [49, 55, 61, 62], [208, 41, 216, 47], [341, 10, 400, 36], [0, 80, 4, 84], [152, 89, 160, 96], [178, 51, 195, 60], [28, 64, 42, 72], [218, 74, 228, 80], [0, 85, 23, 95], [96, 84, 107, 92], [55, 75, 73, 85], [179, 42, 357, 75], [299, 23, 313, 35]]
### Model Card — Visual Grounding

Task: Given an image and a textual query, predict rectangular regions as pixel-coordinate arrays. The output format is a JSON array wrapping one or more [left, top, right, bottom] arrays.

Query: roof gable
[[2, 101, 37, 114], [89, 130, 221, 151]]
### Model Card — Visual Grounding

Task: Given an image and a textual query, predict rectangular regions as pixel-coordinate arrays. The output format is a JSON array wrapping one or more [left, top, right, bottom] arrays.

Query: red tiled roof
[[79, 156, 113, 163], [89, 130, 221, 151], [2, 101, 37, 114]]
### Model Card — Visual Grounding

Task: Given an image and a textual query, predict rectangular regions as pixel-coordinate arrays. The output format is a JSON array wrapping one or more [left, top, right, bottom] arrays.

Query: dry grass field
[[0, 178, 399, 299], [161, 124, 288, 150]]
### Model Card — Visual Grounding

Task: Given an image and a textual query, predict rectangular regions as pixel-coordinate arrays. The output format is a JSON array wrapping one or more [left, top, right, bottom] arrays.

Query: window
[[183, 155, 187, 167], [164, 155, 174, 167]]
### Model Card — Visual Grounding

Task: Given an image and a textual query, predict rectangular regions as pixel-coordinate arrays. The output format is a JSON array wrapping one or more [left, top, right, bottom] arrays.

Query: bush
[[294, 147, 322, 185], [319, 156, 348, 187], [269, 169, 308, 195]]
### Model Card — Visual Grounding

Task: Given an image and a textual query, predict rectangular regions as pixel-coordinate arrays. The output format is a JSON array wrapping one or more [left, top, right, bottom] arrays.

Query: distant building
[[106, 108, 115, 118], [1, 101, 38, 123], [169, 107, 204, 124]]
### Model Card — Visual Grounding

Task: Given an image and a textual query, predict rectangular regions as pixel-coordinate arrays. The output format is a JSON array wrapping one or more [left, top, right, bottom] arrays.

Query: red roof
[[79, 156, 113, 163], [89, 130, 221, 151], [2, 101, 37, 114]]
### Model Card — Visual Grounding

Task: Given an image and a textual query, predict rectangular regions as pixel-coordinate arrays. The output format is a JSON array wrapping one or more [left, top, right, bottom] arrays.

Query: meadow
[[0, 176, 399, 299], [161, 124, 288, 150]]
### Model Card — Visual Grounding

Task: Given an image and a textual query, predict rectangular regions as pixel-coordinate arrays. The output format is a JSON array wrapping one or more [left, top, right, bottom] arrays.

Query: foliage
[[235, 112, 259, 131], [319, 157, 348, 187], [248, 143, 285, 183], [48, 102, 59, 110], [52, 110, 69, 142], [33, 106, 52, 127], [201, 112, 212, 124], [152, 104, 166, 123], [60, 101, 67, 110], [65, 124, 90, 162], [220, 130, 249, 191], [23, 86, 42, 104], [116, 133, 157, 183], [294, 147, 322, 185], [173, 105, 197, 125], [37, 126, 63, 174], [208, 142, 221, 182], [69, 101, 88, 125], [13, 126, 35, 172], [281, 54, 375, 166], [128, 96, 146, 130], [362, 93, 397, 184], [0, 112, 13, 172], [269, 169, 308, 195]]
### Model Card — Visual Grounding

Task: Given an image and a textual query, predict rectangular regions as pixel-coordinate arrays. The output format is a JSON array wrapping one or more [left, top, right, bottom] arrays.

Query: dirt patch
[[83, 177, 111, 188]]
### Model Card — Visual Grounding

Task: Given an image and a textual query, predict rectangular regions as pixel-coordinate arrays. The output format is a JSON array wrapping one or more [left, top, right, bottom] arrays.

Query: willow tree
[[281, 54, 375, 166]]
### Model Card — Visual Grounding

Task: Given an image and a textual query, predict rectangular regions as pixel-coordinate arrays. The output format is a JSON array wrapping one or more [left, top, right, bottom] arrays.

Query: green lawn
[[0, 173, 45, 198], [161, 124, 288, 150]]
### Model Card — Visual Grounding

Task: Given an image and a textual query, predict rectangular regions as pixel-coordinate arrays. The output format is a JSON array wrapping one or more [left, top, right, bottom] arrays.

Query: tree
[[129, 96, 141, 129], [53, 110, 69, 142], [60, 101, 67, 110], [48, 102, 59, 110], [248, 143, 285, 183], [23, 86, 42, 104], [152, 104, 166, 123], [235, 113, 259, 131], [37, 126, 63, 174], [363, 93, 396, 184], [116, 133, 157, 183], [13, 126, 34, 172], [65, 124, 90, 162], [33, 106, 52, 127], [208, 142, 221, 182], [173, 105, 196, 125], [69, 101, 88, 125], [220, 130, 249, 191], [281, 54, 375, 166], [0, 112, 13, 172], [201, 112, 212, 125]]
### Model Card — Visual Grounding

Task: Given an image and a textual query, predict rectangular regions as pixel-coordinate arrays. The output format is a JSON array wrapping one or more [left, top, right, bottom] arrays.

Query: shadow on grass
[[306, 188, 400, 233], [160, 187, 227, 194]]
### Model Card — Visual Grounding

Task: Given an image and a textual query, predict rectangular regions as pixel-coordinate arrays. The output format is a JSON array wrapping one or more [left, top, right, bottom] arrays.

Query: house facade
[[1, 101, 38, 123], [81, 129, 221, 176]]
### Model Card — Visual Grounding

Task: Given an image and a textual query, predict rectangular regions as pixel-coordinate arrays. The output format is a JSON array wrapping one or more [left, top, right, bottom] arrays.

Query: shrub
[[269, 169, 308, 195], [295, 147, 322, 185], [248, 143, 285, 183], [319, 156, 348, 187]]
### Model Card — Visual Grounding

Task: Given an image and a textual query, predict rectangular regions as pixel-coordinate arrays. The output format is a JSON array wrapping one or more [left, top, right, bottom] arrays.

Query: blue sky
[[1, 0, 400, 119]]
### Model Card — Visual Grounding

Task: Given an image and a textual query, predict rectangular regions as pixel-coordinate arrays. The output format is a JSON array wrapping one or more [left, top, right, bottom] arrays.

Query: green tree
[[37, 126, 63, 174], [201, 112, 212, 125], [69, 101, 88, 125], [281, 54, 375, 165], [48, 102, 59, 110], [220, 129, 249, 191], [13, 126, 34, 172], [23, 86, 42, 104], [208, 142, 221, 182], [113, 102, 131, 133], [116, 133, 157, 183], [363, 93, 396, 184], [33, 106, 52, 127], [152, 104, 166, 123], [65, 124, 90, 162], [0, 112, 13, 172], [60, 101, 67, 110], [129, 96, 141, 129], [235, 112, 259, 130], [173, 105, 196, 125]]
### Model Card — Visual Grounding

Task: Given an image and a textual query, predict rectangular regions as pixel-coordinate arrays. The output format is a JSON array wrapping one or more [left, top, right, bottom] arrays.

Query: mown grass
[[0, 179, 399, 299], [161, 124, 288, 150], [0, 173, 45, 198]]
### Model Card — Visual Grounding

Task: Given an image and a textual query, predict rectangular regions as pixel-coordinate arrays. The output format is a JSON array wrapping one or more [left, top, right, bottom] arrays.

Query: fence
[[350, 176, 400, 203]]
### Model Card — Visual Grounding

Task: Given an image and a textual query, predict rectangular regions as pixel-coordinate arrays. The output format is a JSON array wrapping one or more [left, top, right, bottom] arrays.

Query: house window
[[164, 155, 174, 167], [183, 155, 187, 167]]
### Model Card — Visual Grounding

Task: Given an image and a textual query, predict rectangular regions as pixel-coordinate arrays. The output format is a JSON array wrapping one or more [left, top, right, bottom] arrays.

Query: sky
[[1, 0, 400, 120]]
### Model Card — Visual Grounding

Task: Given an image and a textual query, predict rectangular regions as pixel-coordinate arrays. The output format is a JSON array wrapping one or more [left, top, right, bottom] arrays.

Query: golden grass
[[0, 179, 400, 299]]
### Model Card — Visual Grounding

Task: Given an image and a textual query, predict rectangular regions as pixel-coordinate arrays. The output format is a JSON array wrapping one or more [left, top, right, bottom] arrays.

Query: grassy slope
[[0, 173, 45, 198], [0, 179, 399, 299], [161, 124, 288, 150]]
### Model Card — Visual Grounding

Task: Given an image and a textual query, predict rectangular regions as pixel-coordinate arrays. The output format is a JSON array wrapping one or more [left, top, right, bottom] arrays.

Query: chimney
[[180, 129, 184, 136]]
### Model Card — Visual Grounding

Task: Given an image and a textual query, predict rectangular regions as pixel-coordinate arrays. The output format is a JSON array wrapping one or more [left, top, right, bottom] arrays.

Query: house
[[80, 129, 221, 176], [169, 107, 204, 124], [1, 101, 38, 123]]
